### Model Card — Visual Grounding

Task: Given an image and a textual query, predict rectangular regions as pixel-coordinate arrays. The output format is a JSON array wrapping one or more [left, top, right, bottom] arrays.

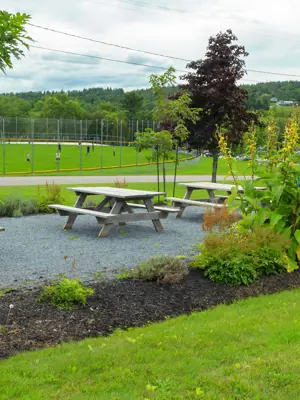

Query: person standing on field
[[58, 143, 61, 152], [26, 153, 30, 162], [56, 151, 61, 163], [86, 145, 90, 156], [113, 146, 116, 156]]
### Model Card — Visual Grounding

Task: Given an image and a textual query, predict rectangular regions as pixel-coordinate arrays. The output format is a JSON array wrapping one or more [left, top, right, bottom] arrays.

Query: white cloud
[[1, 0, 300, 93]]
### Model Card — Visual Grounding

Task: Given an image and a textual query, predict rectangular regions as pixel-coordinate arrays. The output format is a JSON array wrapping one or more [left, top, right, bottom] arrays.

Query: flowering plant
[[220, 110, 300, 267]]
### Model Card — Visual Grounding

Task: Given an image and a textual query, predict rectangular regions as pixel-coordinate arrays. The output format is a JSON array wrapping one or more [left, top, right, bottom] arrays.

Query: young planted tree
[[149, 67, 200, 195], [181, 29, 259, 182], [135, 128, 173, 195], [0, 10, 32, 73]]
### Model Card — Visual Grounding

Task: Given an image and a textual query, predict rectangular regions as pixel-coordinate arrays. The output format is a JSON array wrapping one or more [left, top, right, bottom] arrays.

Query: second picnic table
[[49, 187, 179, 237], [167, 182, 266, 218]]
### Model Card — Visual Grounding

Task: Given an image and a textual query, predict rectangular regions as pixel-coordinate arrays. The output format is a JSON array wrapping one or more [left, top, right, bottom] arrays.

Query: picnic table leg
[[144, 199, 164, 232], [118, 201, 134, 226], [98, 199, 124, 238], [63, 194, 87, 230], [207, 189, 216, 201], [176, 188, 193, 218], [95, 196, 112, 211]]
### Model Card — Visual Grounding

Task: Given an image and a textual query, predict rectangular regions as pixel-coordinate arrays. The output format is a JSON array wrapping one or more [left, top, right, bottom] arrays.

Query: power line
[[82, 0, 156, 15], [114, 0, 189, 14], [84, 0, 300, 48], [28, 45, 280, 85], [31, 45, 188, 72], [84, 0, 189, 15], [28, 23, 190, 62], [28, 24, 300, 79]]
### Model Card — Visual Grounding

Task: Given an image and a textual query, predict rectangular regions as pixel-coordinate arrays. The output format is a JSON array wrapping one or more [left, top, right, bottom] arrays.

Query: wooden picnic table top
[[178, 182, 266, 191], [67, 186, 166, 199]]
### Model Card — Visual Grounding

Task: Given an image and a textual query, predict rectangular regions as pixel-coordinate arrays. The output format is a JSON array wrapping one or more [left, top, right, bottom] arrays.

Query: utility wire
[[29, 24, 300, 79], [114, 0, 189, 14], [29, 45, 265, 84], [28, 23, 190, 62], [30, 45, 188, 72], [83, 0, 300, 41], [82, 0, 156, 15], [84, 0, 189, 15]]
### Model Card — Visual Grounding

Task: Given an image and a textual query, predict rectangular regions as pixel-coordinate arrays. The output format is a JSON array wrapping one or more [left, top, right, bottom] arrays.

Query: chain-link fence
[[0, 117, 160, 175]]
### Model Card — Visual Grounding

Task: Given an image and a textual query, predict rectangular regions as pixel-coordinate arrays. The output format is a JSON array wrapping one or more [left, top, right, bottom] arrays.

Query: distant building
[[270, 97, 278, 102], [276, 100, 296, 106]]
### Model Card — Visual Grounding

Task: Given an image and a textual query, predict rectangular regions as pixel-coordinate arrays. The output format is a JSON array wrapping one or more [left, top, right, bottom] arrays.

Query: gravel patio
[[0, 208, 205, 287]]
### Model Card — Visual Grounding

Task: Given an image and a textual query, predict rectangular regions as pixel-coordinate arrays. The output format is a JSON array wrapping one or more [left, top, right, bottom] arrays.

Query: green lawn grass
[[1, 289, 299, 399], [0, 143, 250, 176], [0, 182, 209, 205]]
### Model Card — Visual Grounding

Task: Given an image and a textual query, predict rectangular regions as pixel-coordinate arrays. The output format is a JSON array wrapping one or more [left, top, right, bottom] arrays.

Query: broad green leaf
[[288, 239, 297, 259], [227, 192, 237, 208], [283, 254, 299, 273], [254, 208, 271, 226], [274, 218, 286, 233], [296, 244, 300, 261], [243, 196, 259, 210], [271, 184, 285, 203], [269, 212, 283, 228], [295, 230, 300, 244]]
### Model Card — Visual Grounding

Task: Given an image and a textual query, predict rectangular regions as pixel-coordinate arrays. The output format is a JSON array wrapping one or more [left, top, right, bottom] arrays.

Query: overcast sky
[[1, 0, 300, 93]]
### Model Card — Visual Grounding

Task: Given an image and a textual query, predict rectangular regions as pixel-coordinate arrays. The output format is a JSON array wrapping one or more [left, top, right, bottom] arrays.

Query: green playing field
[[0, 143, 189, 175]]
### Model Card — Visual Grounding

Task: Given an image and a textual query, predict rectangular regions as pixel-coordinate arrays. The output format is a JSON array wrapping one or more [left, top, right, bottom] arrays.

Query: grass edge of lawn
[[0, 288, 300, 399]]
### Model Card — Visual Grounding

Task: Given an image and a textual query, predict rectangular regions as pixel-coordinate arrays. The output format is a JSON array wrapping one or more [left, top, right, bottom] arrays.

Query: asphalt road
[[0, 175, 251, 187]]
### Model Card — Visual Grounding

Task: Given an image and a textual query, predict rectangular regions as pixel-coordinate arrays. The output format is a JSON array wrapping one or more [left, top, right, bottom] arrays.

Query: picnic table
[[167, 182, 266, 218], [49, 187, 179, 237], [0, 227, 5, 232]]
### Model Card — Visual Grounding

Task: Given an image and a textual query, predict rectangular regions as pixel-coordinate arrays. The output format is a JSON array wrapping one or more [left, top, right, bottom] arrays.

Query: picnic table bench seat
[[166, 197, 226, 209], [49, 204, 168, 225], [49, 204, 116, 218], [126, 203, 180, 213]]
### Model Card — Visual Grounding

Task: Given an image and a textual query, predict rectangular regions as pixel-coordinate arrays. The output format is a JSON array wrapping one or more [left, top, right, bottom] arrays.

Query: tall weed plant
[[37, 182, 64, 213], [219, 110, 300, 269]]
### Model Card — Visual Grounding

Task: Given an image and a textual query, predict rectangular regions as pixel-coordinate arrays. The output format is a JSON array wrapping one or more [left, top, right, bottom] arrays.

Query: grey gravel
[[0, 209, 206, 287]]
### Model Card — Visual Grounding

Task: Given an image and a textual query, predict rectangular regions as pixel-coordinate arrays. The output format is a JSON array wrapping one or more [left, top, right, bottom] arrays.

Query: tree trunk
[[162, 156, 166, 194], [212, 152, 218, 183], [173, 146, 179, 197], [156, 148, 160, 203]]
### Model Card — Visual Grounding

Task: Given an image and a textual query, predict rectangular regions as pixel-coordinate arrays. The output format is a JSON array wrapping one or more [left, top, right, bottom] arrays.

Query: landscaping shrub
[[202, 205, 240, 232], [0, 195, 37, 217], [36, 182, 64, 213], [192, 227, 290, 285], [39, 277, 94, 310], [132, 255, 189, 284]]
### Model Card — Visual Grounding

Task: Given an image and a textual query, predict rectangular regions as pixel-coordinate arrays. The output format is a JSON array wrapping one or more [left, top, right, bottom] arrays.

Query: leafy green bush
[[39, 277, 94, 310], [132, 255, 189, 284], [37, 182, 64, 213], [0, 195, 37, 217], [192, 227, 290, 285]]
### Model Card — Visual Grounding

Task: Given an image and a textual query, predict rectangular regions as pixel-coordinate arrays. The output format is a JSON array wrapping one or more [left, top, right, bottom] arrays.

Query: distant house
[[270, 97, 277, 103], [276, 100, 296, 106]]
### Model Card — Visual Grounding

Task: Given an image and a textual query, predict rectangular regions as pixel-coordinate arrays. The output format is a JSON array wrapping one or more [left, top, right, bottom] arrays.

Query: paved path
[[0, 175, 251, 187]]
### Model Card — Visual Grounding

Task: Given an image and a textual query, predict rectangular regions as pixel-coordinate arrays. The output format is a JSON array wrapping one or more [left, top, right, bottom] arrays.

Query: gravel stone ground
[[0, 209, 206, 287]]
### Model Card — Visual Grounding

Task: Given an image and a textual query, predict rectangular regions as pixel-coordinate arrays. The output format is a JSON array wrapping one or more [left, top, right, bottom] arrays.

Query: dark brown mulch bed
[[1, 268, 300, 359]]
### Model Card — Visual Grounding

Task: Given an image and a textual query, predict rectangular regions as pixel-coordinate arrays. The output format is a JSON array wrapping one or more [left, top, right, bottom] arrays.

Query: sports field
[[0, 143, 191, 175], [0, 143, 252, 176]]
